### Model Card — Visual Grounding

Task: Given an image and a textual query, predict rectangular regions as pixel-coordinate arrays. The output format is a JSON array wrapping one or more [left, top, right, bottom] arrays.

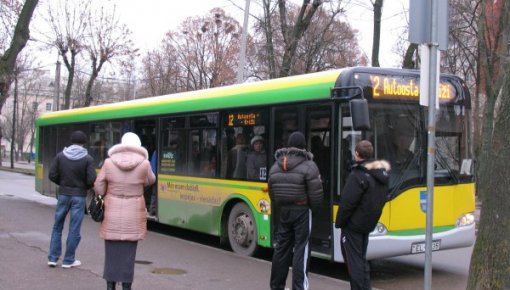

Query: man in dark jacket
[[47, 130, 96, 269], [335, 140, 390, 290], [268, 131, 324, 290]]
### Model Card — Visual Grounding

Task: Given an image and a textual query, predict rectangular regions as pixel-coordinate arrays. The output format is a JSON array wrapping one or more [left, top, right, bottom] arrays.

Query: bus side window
[[160, 117, 186, 175], [190, 128, 218, 178], [221, 110, 268, 180]]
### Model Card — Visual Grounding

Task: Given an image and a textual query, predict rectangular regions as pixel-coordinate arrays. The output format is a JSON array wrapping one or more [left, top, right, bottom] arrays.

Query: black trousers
[[341, 229, 371, 290], [270, 207, 312, 290]]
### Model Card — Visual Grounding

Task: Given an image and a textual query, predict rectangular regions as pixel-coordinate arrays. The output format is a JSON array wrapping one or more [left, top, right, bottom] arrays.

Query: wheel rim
[[232, 212, 254, 248]]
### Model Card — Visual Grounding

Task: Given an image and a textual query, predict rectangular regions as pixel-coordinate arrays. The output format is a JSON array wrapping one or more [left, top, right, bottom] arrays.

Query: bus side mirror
[[350, 99, 370, 130]]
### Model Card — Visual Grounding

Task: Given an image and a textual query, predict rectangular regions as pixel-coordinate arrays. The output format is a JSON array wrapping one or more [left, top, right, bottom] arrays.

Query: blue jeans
[[48, 194, 86, 264]]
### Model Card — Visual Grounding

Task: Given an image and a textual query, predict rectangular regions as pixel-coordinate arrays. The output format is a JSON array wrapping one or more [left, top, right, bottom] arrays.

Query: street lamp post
[[0, 114, 6, 167], [10, 70, 18, 169]]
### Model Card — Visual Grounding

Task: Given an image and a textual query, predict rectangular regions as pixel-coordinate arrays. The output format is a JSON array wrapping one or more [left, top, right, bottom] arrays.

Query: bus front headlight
[[456, 213, 475, 227], [370, 223, 387, 236]]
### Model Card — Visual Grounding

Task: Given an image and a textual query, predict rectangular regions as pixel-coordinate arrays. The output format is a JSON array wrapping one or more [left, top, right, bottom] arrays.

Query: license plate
[[410, 240, 441, 254]]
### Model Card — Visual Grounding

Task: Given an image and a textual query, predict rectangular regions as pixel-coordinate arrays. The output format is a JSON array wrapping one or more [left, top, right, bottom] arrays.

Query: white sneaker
[[62, 260, 81, 268], [47, 261, 57, 267]]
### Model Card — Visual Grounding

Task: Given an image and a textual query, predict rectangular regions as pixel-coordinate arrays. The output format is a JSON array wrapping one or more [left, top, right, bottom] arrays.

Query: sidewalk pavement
[[0, 158, 35, 175]]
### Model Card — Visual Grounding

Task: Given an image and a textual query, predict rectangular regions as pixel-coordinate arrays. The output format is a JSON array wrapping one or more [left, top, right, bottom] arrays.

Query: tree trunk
[[468, 78, 510, 290], [278, 0, 321, 77], [61, 53, 77, 110], [84, 65, 101, 107], [402, 43, 418, 69], [262, 0, 277, 79], [371, 0, 383, 67], [0, 0, 39, 112], [467, 0, 510, 288]]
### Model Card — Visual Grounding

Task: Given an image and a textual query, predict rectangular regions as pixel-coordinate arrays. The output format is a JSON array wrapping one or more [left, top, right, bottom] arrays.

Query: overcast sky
[[31, 0, 409, 70], [108, 0, 409, 67]]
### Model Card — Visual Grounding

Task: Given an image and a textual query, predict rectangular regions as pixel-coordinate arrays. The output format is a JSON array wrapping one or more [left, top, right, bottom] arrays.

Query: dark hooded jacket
[[268, 148, 323, 212], [49, 145, 97, 196], [335, 159, 390, 233]]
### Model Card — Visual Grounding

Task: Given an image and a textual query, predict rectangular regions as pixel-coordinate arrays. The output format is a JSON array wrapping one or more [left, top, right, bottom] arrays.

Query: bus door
[[306, 104, 333, 255], [39, 126, 59, 196], [134, 119, 158, 214], [272, 104, 332, 255]]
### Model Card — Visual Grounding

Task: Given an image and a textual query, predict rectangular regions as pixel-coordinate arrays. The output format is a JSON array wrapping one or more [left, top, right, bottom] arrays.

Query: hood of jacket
[[274, 147, 313, 171], [107, 144, 148, 171], [63, 145, 88, 160], [363, 160, 391, 185]]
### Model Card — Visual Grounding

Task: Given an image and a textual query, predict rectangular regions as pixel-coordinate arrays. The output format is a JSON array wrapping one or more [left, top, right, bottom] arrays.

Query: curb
[[0, 166, 35, 176]]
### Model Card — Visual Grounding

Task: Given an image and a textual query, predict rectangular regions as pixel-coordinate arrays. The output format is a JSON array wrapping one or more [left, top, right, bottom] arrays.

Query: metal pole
[[10, 71, 18, 169], [132, 78, 137, 100], [236, 0, 251, 83], [54, 60, 61, 111], [424, 0, 439, 289]]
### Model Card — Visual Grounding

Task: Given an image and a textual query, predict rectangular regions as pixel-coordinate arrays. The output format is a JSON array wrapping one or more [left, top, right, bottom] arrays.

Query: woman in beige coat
[[94, 132, 156, 290]]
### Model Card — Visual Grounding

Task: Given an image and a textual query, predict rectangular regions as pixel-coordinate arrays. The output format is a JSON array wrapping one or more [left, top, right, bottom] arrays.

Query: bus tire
[[227, 202, 258, 256]]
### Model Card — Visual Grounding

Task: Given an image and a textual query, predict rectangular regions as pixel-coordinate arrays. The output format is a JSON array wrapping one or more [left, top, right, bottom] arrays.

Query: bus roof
[[36, 69, 344, 127], [36, 66, 469, 127]]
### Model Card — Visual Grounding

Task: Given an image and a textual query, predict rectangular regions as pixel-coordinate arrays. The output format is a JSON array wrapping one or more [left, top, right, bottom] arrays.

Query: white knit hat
[[121, 132, 141, 147], [251, 135, 264, 146]]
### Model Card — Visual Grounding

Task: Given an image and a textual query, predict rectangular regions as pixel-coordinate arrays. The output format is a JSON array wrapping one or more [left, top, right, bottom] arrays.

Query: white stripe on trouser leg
[[302, 209, 312, 290]]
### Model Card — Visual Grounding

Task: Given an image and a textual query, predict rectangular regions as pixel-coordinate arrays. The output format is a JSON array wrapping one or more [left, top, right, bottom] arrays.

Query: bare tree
[[277, 0, 323, 77], [82, 5, 137, 107], [467, 0, 510, 288], [140, 8, 242, 95], [370, 0, 383, 67], [140, 45, 181, 97], [295, 3, 366, 73], [2, 57, 45, 162], [0, 0, 38, 166], [117, 57, 137, 101], [254, 0, 362, 78], [444, 0, 482, 156], [257, 0, 324, 78], [45, 0, 89, 109]]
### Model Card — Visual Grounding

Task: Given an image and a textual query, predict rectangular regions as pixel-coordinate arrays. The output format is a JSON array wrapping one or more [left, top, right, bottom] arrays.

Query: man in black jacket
[[268, 131, 324, 290], [335, 140, 390, 290], [47, 131, 96, 269]]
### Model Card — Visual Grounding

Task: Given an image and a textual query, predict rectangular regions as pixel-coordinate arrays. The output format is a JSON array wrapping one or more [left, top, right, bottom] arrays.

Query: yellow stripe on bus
[[156, 174, 271, 214]]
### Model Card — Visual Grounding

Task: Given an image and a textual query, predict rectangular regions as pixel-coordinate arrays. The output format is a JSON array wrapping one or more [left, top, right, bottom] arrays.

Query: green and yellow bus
[[35, 67, 475, 261]]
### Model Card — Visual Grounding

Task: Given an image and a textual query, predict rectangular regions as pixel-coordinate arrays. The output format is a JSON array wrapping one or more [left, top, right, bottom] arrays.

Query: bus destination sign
[[227, 112, 262, 127], [365, 74, 456, 102]]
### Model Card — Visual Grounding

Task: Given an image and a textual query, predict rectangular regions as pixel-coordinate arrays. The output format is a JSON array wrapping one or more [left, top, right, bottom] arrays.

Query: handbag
[[88, 194, 104, 222]]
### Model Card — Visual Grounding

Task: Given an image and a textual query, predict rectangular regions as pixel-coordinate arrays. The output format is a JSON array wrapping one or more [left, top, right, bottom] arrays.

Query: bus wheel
[[228, 203, 258, 256]]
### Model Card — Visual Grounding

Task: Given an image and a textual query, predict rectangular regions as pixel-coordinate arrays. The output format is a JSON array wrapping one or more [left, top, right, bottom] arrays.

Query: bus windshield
[[343, 102, 473, 199]]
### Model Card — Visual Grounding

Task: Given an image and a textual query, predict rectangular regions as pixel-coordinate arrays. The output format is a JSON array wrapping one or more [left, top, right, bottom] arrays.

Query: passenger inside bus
[[226, 134, 249, 179], [310, 136, 329, 177], [392, 133, 414, 169], [246, 135, 267, 181], [201, 153, 217, 177], [91, 140, 107, 167]]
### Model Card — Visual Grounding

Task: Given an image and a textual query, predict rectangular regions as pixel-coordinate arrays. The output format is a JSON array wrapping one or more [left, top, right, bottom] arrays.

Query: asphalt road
[[0, 170, 352, 290]]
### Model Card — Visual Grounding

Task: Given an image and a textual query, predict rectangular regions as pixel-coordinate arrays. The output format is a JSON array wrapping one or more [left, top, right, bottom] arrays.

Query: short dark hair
[[355, 140, 373, 159]]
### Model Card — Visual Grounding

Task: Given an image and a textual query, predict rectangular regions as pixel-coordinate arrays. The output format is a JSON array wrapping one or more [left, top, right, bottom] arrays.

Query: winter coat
[[226, 144, 248, 179], [246, 149, 267, 181], [268, 147, 324, 212], [335, 159, 391, 234], [48, 145, 96, 196], [94, 144, 156, 241]]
